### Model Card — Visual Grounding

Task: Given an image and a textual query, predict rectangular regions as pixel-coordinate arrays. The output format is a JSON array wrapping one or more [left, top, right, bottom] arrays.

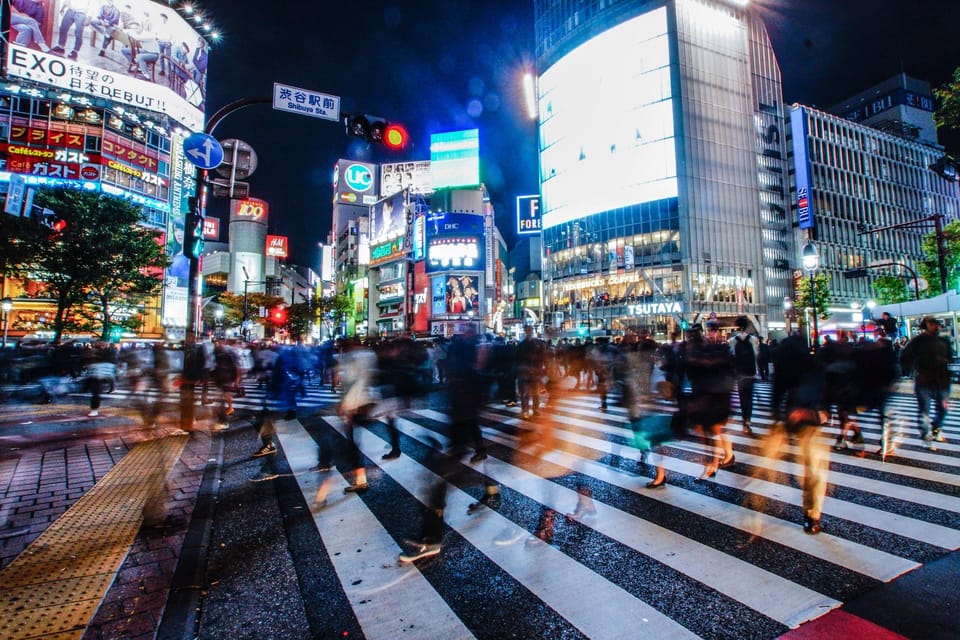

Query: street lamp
[[783, 296, 794, 334], [214, 306, 224, 339], [801, 241, 820, 352], [1, 297, 12, 349]]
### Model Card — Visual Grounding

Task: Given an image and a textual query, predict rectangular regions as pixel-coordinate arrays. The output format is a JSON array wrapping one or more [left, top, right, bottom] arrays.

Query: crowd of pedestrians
[[1, 312, 953, 561]]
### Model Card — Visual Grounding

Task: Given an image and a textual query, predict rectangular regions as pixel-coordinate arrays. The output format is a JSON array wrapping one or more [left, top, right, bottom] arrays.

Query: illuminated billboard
[[230, 197, 268, 224], [426, 235, 482, 273], [430, 129, 479, 189], [265, 235, 289, 258], [369, 190, 406, 247], [431, 275, 480, 315], [333, 159, 378, 205], [424, 211, 484, 238], [537, 7, 677, 230], [0, 95, 173, 207], [4, 0, 209, 130], [516, 194, 541, 235], [381, 160, 432, 197]]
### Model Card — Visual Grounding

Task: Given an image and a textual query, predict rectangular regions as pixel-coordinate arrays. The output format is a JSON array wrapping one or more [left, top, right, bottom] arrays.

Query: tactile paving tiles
[[0, 434, 188, 640]]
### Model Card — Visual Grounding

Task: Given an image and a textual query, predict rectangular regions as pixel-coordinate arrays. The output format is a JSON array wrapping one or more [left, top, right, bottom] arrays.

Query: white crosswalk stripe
[[103, 378, 960, 637]]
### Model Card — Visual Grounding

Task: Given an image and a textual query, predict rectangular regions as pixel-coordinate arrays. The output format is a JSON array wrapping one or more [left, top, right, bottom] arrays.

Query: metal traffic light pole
[[181, 97, 270, 430]]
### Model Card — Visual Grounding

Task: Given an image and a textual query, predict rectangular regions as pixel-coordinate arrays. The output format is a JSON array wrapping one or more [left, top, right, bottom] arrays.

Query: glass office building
[[534, 0, 793, 337]]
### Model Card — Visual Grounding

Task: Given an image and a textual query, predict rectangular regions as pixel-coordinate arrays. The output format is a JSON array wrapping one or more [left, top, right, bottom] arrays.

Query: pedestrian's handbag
[[631, 413, 674, 451]]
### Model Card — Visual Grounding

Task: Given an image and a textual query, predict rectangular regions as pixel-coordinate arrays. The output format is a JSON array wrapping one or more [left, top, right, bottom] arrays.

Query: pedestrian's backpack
[[734, 335, 756, 376]]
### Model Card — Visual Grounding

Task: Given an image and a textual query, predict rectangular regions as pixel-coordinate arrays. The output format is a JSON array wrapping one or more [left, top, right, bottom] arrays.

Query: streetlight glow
[[801, 241, 819, 272], [522, 72, 537, 121]]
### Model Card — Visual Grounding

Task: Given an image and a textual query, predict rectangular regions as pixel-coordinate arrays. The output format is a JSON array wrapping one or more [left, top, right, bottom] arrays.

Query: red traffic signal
[[271, 305, 288, 325], [345, 114, 408, 151], [382, 123, 408, 150]]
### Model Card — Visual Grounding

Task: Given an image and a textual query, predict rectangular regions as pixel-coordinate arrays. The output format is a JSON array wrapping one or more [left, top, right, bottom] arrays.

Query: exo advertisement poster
[[5, 0, 209, 130]]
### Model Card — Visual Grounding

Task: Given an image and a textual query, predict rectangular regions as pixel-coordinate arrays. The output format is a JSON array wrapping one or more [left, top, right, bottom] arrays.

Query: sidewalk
[[0, 402, 216, 640]]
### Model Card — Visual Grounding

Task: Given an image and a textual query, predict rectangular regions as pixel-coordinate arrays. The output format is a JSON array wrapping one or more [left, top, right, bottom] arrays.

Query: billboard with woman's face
[[432, 274, 479, 316], [5, 0, 209, 129]]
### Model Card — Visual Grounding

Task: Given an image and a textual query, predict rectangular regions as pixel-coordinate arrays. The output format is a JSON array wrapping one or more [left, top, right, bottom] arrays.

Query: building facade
[[0, 0, 213, 343], [534, 0, 792, 339], [788, 101, 960, 333]]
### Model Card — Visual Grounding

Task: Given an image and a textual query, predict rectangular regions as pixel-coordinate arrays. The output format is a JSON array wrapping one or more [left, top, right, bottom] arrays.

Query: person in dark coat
[[899, 316, 953, 449]]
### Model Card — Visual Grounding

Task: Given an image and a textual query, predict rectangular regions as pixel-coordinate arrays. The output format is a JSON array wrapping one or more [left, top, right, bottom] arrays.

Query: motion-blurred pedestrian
[[899, 316, 952, 450]]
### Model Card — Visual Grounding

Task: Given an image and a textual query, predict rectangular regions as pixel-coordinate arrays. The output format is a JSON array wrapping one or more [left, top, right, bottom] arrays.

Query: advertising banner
[[230, 197, 268, 224], [516, 194, 541, 235], [789, 106, 815, 230], [0, 97, 173, 204], [424, 211, 484, 238], [333, 159, 378, 205], [265, 234, 288, 258], [433, 274, 480, 315], [413, 261, 430, 332], [4, 0, 209, 130], [370, 237, 404, 267], [430, 129, 479, 189], [369, 190, 406, 246], [162, 137, 190, 328], [202, 216, 219, 240], [412, 214, 425, 261], [426, 235, 482, 273], [381, 160, 432, 197]]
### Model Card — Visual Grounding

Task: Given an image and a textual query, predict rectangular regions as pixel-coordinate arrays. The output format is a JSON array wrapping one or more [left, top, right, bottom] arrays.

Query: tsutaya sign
[[626, 301, 684, 316]]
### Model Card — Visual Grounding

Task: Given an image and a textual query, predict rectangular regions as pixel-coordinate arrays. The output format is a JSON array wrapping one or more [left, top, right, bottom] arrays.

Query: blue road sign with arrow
[[183, 132, 224, 170]]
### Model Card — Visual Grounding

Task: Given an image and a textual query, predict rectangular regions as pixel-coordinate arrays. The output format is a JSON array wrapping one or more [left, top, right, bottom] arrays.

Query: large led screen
[[431, 275, 480, 315], [537, 7, 677, 230], [5, 0, 209, 130], [430, 129, 479, 190]]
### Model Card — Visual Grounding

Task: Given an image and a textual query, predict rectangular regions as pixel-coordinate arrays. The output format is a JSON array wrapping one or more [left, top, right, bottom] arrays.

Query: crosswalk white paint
[[274, 417, 477, 640], [101, 377, 960, 638]]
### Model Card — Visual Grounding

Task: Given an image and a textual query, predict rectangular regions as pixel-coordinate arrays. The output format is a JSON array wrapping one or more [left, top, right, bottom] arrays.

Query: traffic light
[[679, 319, 690, 331], [39, 208, 66, 235], [184, 211, 204, 259], [271, 305, 288, 325], [344, 113, 408, 150]]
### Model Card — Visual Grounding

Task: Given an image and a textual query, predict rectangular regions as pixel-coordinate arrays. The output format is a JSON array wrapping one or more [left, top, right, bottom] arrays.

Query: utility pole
[[858, 213, 947, 295]]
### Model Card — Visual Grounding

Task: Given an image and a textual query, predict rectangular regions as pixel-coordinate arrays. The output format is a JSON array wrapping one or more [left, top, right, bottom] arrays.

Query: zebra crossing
[[270, 382, 959, 639], [99, 377, 959, 637]]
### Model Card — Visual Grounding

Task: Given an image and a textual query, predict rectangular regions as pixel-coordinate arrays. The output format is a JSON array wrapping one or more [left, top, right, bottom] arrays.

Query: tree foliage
[[916, 219, 960, 297], [23, 189, 167, 342], [934, 67, 960, 131], [795, 272, 831, 320], [318, 293, 351, 337], [871, 273, 911, 304]]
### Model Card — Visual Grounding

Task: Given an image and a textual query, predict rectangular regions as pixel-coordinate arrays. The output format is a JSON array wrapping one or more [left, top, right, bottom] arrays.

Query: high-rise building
[[534, 0, 792, 338], [788, 99, 960, 328]]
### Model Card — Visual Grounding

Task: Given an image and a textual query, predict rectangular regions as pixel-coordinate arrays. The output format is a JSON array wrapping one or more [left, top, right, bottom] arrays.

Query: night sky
[[198, 0, 960, 269]]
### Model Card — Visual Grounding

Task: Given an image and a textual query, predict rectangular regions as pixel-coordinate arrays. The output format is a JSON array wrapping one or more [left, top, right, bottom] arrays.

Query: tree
[[796, 272, 831, 321], [916, 219, 960, 297], [213, 290, 284, 340], [934, 67, 960, 130], [286, 301, 318, 342], [872, 274, 911, 304], [318, 293, 351, 338], [26, 189, 168, 342]]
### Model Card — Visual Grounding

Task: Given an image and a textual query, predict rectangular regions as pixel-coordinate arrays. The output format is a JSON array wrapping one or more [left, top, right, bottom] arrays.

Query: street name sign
[[273, 83, 340, 122]]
